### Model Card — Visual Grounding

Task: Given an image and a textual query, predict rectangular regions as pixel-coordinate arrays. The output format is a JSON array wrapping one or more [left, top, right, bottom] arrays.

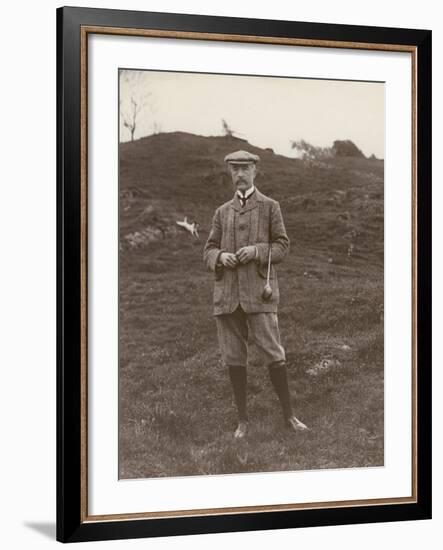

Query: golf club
[[262, 245, 272, 301]]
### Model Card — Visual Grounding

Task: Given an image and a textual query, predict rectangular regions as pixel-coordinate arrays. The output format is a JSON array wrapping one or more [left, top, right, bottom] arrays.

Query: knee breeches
[[215, 305, 286, 368]]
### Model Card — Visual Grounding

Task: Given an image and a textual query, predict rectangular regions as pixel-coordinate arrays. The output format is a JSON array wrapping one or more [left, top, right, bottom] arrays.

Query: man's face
[[228, 163, 256, 193]]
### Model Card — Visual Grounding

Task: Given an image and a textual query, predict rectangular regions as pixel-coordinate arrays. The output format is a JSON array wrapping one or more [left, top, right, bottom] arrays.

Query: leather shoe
[[286, 415, 309, 432], [234, 421, 248, 439]]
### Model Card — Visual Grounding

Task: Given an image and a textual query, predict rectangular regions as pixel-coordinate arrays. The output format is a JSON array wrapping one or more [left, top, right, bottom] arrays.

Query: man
[[203, 150, 309, 439]]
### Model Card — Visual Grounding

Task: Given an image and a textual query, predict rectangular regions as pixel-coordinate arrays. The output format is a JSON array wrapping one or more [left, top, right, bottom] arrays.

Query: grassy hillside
[[118, 132, 384, 479]]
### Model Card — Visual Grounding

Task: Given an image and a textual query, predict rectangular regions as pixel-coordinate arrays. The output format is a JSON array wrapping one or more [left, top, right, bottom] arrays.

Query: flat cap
[[224, 150, 260, 164]]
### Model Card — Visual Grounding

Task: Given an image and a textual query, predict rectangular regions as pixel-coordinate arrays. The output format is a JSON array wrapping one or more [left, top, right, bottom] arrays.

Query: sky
[[119, 69, 385, 159]]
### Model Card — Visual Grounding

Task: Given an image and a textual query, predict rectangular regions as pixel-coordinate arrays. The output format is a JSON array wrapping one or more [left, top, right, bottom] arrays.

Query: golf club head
[[262, 283, 273, 301]]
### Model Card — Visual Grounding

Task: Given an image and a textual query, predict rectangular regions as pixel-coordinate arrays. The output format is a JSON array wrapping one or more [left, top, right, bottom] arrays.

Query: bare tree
[[221, 118, 246, 140], [291, 139, 333, 160], [122, 97, 141, 141], [221, 119, 234, 137], [119, 70, 154, 142]]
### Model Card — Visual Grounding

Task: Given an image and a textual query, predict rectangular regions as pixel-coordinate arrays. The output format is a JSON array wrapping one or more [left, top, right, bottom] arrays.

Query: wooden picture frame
[[57, 6, 431, 543]]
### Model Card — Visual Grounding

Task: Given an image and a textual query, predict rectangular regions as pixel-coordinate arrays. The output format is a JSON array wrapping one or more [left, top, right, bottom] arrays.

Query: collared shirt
[[237, 185, 255, 206]]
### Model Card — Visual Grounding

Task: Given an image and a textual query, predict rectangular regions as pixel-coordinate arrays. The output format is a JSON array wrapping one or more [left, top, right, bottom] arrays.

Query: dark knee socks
[[228, 365, 248, 421], [268, 362, 293, 420], [229, 363, 293, 422]]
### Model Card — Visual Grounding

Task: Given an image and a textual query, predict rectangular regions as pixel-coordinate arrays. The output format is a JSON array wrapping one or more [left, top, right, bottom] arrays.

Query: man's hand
[[219, 252, 239, 268], [235, 246, 257, 264]]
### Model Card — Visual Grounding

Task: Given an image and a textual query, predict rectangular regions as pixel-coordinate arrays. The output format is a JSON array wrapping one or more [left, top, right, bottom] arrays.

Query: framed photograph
[[56, 6, 432, 543]]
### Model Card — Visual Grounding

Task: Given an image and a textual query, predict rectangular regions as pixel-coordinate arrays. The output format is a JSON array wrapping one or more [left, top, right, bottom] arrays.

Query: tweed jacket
[[203, 188, 290, 316]]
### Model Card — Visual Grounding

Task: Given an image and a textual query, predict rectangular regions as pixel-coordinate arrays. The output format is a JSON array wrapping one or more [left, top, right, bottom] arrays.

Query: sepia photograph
[[118, 68, 385, 480]]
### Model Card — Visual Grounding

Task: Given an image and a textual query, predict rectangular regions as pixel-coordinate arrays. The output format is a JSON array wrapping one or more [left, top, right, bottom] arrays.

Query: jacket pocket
[[257, 263, 275, 279]]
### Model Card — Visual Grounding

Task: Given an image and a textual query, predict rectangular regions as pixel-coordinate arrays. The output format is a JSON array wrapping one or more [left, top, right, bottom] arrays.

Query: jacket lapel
[[241, 192, 259, 213], [230, 194, 242, 212]]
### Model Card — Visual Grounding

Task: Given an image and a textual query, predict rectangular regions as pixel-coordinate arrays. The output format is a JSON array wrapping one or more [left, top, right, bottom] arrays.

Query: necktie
[[238, 189, 254, 207]]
